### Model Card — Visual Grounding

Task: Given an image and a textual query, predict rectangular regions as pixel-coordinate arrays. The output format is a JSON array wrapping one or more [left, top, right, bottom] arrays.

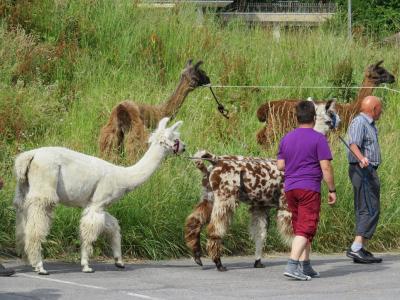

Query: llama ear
[[169, 120, 183, 132], [325, 99, 335, 111], [194, 61, 204, 70], [306, 97, 317, 110], [186, 59, 193, 68], [158, 117, 170, 130], [375, 60, 384, 67]]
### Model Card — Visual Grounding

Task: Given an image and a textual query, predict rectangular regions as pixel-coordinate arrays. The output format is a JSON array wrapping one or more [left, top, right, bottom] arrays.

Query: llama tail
[[99, 100, 147, 160], [184, 199, 213, 266], [13, 150, 35, 258], [276, 208, 294, 246], [193, 150, 219, 166], [256, 102, 271, 123], [98, 103, 127, 158], [14, 150, 35, 187]]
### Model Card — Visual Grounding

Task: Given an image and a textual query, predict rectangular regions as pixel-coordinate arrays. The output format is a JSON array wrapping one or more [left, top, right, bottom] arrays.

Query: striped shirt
[[347, 113, 381, 166]]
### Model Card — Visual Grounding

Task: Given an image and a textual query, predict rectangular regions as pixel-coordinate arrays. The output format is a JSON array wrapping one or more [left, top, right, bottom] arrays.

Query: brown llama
[[185, 101, 338, 271], [99, 60, 210, 160], [256, 60, 395, 147]]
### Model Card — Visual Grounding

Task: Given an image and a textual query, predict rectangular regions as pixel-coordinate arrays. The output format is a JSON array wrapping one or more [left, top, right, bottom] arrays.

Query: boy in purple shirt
[[277, 100, 336, 281]]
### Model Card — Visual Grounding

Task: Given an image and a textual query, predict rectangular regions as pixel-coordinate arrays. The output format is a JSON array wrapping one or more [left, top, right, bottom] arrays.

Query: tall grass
[[1, 1, 400, 260]]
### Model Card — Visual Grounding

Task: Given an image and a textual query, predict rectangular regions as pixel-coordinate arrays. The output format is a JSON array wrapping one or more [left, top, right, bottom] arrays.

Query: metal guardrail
[[228, 2, 337, 13], [138, 0, 234, 8]]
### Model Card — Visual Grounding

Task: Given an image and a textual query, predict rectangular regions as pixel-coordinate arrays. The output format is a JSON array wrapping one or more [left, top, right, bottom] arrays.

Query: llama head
[[307, 98, 340, 135], [365, 60, 395, 85], [148, 117, 186, 154], [181, 59, 210, 89]]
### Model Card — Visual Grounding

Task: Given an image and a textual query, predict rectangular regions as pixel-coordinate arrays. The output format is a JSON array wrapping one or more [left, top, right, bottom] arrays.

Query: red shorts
[[285, 189, 321, 242]]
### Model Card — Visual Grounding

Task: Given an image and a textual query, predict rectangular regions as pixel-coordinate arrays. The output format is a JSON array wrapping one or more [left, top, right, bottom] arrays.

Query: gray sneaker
[[300, 261, 320, 278], [301, 266, 320, 278], [283, 268, 312, 281]]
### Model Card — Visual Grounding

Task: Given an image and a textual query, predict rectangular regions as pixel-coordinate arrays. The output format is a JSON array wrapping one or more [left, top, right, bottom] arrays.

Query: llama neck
[[123, 143, 167, 190], [313, 125, 328, 136], [159, 77, 192, 119], [353, 77, 376, 111]]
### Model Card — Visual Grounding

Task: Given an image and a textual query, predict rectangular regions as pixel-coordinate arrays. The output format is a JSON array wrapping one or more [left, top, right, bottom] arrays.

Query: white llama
[[13, 118, 185, 275]]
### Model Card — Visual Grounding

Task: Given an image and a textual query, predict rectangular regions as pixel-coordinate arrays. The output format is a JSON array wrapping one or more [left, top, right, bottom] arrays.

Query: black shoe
[[346, 248, 375, 263], [361, 248, 382, 263], [0, 267, 15, 277]]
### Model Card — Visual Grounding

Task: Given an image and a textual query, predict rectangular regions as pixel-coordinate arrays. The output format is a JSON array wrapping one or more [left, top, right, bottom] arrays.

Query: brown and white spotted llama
[[185, 152, 286, 271], [185, 100, 339, 271]]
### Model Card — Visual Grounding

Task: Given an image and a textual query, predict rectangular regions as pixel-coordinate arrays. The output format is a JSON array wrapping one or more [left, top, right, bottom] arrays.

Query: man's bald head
[[360, 96, 382, 121]]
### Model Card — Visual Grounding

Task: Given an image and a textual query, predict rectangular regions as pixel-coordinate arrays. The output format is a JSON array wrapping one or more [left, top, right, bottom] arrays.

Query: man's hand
[[359, 157, 369, 168], [327, 192, 336, 206]]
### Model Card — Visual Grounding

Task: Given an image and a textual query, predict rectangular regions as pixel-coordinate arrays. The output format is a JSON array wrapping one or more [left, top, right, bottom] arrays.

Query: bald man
[[345, 96, 383, 264]]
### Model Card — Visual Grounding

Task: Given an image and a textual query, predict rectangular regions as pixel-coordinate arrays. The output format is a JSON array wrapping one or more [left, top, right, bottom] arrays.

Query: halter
[[159, 138, 181, 155], [173, 139, 180, 155], [331, 112, 339, 129]]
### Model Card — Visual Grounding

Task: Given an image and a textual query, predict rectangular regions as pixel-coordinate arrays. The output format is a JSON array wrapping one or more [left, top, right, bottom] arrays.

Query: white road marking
[[125, 292, 162, 299], [19, 273, 107, 290], [19, 273, 163, 300]]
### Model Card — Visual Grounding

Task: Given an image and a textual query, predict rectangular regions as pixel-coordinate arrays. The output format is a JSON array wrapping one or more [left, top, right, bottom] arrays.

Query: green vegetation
[[0, 1, 399, 261]]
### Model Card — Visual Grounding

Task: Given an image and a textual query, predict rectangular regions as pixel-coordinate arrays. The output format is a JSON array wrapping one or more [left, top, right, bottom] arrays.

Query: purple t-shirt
[[277, 128, 332, 193]]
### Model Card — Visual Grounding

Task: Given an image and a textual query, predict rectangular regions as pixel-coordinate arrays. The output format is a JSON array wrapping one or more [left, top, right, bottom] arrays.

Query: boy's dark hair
[[296, 100, 316, 124]]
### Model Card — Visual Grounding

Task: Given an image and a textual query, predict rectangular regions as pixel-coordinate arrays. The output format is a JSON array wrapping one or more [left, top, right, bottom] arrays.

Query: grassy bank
[[1, 1, 400, 260]]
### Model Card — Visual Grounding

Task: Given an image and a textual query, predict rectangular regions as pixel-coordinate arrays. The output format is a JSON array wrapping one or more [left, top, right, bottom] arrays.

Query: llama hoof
[[194, 257, 203, 266], [34, 265, 49, 275], [217, 265, 227, 272], [254, 259, 265, 268], [214, 258, 227, 272], [115, 262, 125, 269], [38, 270, 49, 275], [82, 266, 95, 273]]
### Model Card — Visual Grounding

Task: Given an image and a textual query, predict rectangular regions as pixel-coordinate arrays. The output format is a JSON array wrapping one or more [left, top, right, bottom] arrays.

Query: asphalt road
[[1, 253, 399, 300]]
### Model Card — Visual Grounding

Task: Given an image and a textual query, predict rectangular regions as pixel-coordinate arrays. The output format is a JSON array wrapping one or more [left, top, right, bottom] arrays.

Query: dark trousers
[[348, 164, 380, 239]]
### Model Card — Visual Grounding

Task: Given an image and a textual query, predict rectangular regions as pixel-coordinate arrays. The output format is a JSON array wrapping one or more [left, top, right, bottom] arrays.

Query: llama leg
[[249, 206, 269, 268], [80, 208, 106, 273], [15, 208, 27, 261], [14, 186, 27, 260], [104, 212, 124, 269], [206, 196, 235, 272], [256, 127, 270, 147], [276, 208, 294, 246], [24, 197, 55, 275], [257, 124, 278, 148], [184, 199, 213, 266]]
